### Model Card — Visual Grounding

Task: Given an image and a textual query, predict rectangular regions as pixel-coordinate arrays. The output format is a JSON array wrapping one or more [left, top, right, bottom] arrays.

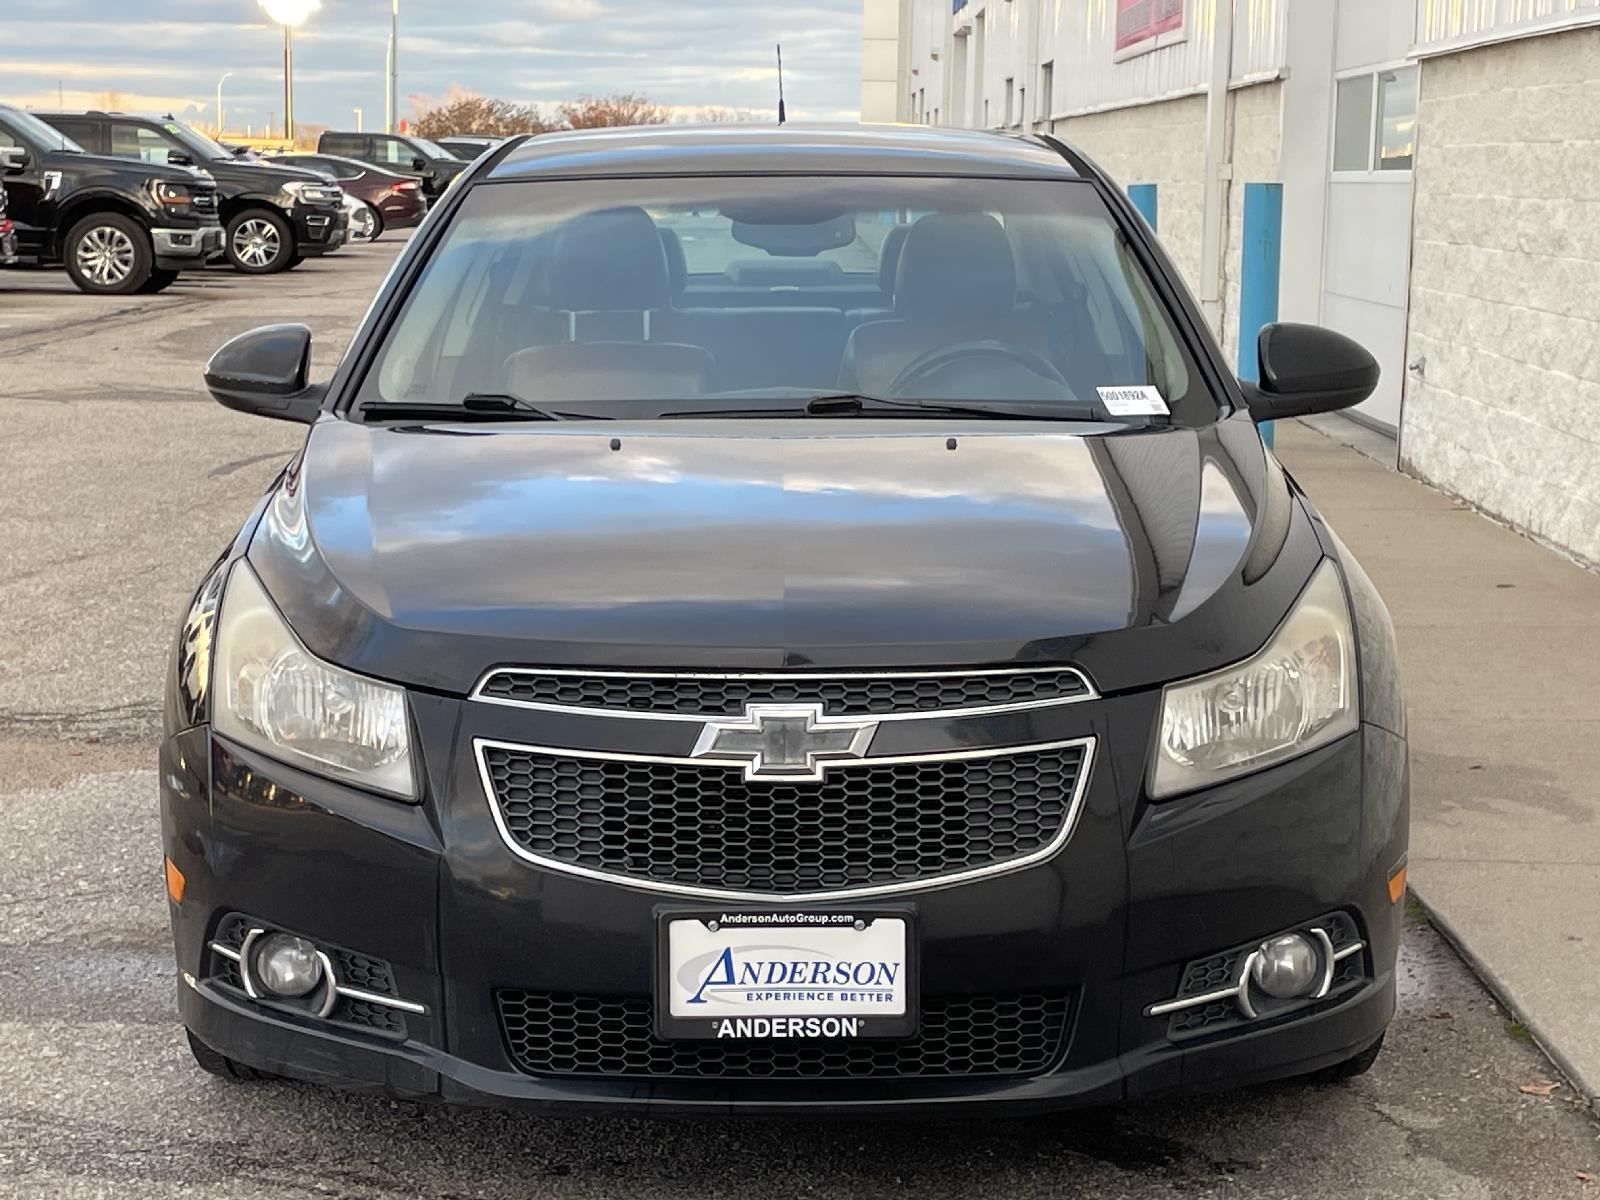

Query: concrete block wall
[[1052, 95, 1209, 290], [1052, 82, 1286, 371], [1402, 28, 1600, 568]]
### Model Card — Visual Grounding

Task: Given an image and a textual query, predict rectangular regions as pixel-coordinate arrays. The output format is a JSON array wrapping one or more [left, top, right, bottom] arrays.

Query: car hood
[[249, 416, 1320, 696], [43, 149, 208, 184]]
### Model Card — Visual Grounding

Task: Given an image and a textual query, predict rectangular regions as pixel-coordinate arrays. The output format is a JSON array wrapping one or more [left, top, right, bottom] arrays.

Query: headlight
[[213, 562, 416, 798], [284, 180, 341, 203], [150, 180, 192, 206], [1151, 559, 1357, 798]]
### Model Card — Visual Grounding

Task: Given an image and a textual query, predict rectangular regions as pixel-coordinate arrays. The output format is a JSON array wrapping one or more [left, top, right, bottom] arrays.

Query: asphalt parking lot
[[2, 244, 1597, 1199]]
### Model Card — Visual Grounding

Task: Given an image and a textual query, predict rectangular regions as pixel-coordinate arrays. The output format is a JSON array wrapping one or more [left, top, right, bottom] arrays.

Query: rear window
[[361, 175, 1209, 425]]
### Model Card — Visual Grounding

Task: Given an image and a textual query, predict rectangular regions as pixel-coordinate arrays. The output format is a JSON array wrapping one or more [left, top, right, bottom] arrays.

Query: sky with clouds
[[5, 0, 864, 132]]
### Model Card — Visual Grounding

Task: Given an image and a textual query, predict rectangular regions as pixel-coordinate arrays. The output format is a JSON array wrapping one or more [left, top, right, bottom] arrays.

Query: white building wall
[[1399, 25, 1600, 567]]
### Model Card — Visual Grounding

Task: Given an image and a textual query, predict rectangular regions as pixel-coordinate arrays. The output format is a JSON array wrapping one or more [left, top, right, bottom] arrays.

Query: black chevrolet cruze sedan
[[164, 125, 1407, 1115]]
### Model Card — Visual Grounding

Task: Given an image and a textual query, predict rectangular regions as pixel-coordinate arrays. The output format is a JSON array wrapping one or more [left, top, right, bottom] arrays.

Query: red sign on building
[[1114, 0, 1186, 54]]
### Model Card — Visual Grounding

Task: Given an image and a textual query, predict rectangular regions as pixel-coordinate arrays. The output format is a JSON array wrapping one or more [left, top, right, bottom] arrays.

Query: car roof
[[486, 123, 1082, 182]]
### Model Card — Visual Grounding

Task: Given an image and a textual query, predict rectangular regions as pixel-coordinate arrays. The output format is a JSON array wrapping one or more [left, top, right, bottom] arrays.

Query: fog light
[[254, 934, 324, 997], [1250, 933, 1321, 999]]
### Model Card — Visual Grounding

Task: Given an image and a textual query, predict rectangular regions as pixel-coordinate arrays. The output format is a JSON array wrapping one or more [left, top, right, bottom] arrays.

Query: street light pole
[[386, 0, 399, 134], [354, 107, 364, 133], [258, 1, 319, 144], [283, 24, 295, 141], [216, 72, 232, 134]]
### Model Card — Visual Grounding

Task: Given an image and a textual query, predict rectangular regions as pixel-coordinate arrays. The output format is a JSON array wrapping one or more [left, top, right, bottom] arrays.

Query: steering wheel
[[883, 340, 1070, 399]]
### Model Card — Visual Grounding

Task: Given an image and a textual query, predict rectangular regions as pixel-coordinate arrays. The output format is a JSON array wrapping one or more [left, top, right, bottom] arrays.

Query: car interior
[[374, 188, 1194, 419]]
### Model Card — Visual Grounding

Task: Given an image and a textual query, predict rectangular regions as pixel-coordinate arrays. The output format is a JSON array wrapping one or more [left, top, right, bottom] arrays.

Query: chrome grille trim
[[470, 664, 1098, 722], [475, 735, 1095, 902]]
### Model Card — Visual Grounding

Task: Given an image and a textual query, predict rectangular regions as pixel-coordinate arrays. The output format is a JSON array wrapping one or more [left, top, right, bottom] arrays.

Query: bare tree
[[557, 93, 670, 129], [687, 106, 767, 124], [412, 92, 560, 138]]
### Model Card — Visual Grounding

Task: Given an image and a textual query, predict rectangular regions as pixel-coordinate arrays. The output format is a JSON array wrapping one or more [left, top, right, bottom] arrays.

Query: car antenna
[[776, 44, 787, 125]]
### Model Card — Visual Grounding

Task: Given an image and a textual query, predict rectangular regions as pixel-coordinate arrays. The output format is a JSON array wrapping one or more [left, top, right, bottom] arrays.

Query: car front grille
[[497, 991, 1070, 1080], [480, 741, 1088, 897], [193, 189, 217, 213], [474, 666, 1093, 716]]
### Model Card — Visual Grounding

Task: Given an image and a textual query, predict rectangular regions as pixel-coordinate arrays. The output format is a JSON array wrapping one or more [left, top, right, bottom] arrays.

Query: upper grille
[[475, 667, 1092, 716], [481, 741, 1089, 897], [497, 990, 1070, 1080]]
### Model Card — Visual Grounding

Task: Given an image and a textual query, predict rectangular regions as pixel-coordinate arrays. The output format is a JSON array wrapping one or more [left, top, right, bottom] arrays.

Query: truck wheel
[[1303, 1034, 1384, 1084], [184, 1029, 272, 1082], [63, 213, 153, 295], [226, 209, 295, 274], [139, 268, 180, 294]]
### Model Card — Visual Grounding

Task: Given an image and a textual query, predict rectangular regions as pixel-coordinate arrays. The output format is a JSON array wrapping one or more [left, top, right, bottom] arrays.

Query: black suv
[[318, 131, 466, 199], [0, 103, 221, 294], [38, 111, 348, 275]]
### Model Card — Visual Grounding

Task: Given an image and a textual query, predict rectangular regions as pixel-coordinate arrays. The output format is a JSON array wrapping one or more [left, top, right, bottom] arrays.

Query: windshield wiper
[[360, 393, 609, 422], [661, 394, 1074, 421]]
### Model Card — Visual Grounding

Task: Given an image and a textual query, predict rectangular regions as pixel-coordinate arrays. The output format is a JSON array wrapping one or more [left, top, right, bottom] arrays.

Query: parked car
[[168, 125, 1406, 1115], [435, 135, 505, 160], [265, 153, 427, 240], [0, 177, 17, 266], [37, 111, 348, 275], [317, 130, 466, 199], [0, 103, 221, 294]]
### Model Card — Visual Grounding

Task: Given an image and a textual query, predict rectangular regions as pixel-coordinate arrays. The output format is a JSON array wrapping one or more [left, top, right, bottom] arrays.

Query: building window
[[1017, 87, 1025, 128], [1376, 67, 1418, 170], [933, 107, 940, 125], [920, 88, 927, 124], [1039, 61, 1054, 123], [1332, 75, 1374, 172], [1004, 77, 1014, 127], [1333, 67, 1418, 174]]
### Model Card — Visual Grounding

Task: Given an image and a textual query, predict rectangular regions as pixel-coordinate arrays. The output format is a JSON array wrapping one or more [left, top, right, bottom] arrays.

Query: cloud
[[5, 0, 863, 129]]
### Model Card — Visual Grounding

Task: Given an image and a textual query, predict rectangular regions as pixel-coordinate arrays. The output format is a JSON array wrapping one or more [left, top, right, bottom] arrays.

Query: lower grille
[[481, 741, 1089, 897], [497, 991, 1070, 1080]]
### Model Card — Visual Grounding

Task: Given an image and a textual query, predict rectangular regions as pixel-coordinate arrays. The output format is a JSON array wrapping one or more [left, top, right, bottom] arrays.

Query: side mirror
[[0, 146, 28, 175], [167, 150, 194, 167], [1242, 323, 1380, 422], [204, 324, 326, 424], [412, 156, 428, 171]]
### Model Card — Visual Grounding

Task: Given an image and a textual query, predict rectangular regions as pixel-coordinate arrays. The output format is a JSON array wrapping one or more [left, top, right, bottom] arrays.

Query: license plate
[[655, 909, 918, 1041]]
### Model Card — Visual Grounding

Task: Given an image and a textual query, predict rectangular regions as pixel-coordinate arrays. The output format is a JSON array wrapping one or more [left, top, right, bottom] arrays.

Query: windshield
[[3, 107, 83, 153], [410, 136, 460, 161], [162, 121, 231, 162], [362, 175, 1206, 424]]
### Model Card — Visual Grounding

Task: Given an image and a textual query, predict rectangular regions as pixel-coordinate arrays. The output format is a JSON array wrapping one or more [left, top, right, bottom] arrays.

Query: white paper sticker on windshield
[[1096, 385, 1170, 416]]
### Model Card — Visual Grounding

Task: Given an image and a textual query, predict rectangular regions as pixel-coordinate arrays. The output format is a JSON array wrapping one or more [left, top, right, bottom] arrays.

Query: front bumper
[[292, 204, 349, 256], [160, 706, 1407, 1115], [152, 223, 224, 268], [0, 225, 16, 266]]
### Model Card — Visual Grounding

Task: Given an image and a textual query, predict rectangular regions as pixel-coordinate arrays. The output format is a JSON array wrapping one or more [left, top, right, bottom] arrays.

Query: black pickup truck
[[318, 131, 467, 199], [0, 103, 221, 294], [38, 111, 348, 275]]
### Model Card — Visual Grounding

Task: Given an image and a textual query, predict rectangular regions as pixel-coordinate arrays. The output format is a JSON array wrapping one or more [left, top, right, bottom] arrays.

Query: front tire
[[1304, 1034, 1384, 1084], [139, 268, 180, 294], [283, 254, 305, 271], [63, 213, 152, 295], [225, 208, 295, 274], [185, 1029, 272, 1082], [367, 207, 385, 242]]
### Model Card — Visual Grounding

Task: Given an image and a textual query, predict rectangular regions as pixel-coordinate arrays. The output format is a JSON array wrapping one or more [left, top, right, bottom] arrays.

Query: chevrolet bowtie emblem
[[690, 704, 878, 781]]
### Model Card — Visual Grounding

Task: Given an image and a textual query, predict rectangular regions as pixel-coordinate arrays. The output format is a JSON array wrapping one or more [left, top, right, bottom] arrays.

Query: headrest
[[658, 227, 688, 295], [894, 213, 1016, 319], [878, 223, 911, 294], [548, 206, 670, 311]]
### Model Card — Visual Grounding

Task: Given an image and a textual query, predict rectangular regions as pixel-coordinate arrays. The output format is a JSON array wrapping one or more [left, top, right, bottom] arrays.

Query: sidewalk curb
[[1408, 881, 1599, 1107]]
